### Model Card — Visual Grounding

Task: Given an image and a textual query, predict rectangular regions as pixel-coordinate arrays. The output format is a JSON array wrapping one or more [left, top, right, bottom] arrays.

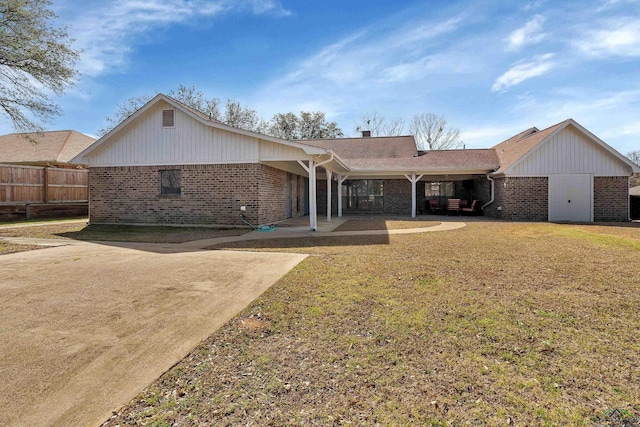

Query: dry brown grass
[[0, 223, 248, 243], [100, 220, 640, 426], [334, 219, 440, 232], [0, 219, 637, 425], [0, 242, 45, 255]]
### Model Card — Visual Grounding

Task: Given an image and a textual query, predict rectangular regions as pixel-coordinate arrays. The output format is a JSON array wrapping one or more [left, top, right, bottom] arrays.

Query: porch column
[[337, 175, 348, 217], [297, 159, 317, 231], [404, 173, 424, 218], [326, 169, 333, 222]]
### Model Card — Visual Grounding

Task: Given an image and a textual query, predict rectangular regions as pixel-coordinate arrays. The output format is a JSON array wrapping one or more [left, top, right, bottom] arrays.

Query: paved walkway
[[0, 219, 467, 252], [0, 242, 307, 427]]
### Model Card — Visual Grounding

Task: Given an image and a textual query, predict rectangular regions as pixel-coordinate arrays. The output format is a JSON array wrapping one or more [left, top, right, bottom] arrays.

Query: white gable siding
[[87, 101, 263, 166], [259, 140, 310, 161], [507, 126, 629, 177]]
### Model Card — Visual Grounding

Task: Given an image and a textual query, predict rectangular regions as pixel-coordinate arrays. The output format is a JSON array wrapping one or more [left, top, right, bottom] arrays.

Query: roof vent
[[361, 130, 371, 138]]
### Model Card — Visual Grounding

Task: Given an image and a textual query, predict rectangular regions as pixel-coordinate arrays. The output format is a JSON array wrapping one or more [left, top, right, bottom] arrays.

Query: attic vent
[[162, 109, 175, 127], [361, 130, 371, 137]]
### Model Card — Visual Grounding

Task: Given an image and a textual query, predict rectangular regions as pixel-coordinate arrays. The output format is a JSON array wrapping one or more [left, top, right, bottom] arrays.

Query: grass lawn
[[0, 242, 44, 255], [0, 223, 248, 244], [99, 220, 640, 426]]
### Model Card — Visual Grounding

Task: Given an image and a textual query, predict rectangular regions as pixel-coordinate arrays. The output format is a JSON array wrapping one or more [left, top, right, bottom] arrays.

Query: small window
[[160, 170, 181, 195], [162, 109, 175, 127]]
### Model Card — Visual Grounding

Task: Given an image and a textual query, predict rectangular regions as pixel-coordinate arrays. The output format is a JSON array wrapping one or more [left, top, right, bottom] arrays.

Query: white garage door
[[548, 174, 593, 222]]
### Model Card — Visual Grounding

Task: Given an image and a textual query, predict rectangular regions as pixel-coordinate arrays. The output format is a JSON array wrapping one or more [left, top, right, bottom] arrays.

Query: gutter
[[481, 174, 495, 210]]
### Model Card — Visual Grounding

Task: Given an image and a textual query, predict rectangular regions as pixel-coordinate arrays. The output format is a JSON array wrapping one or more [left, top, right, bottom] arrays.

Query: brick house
[[72, 94, 639, 228]]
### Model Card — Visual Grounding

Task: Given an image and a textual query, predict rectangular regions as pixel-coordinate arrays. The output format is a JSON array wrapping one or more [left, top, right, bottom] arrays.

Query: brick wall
[[487, 177, 548, 221], [594, 176, 629, 221], [383, 179, 412, 214], [90, 164, 298, 226]]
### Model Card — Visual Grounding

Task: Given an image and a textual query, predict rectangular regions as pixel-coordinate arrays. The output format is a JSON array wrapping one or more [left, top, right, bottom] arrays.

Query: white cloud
[[507, 14, 547, 51], [250, 15, 469, 121], [491, 53, 556, 92], [66, 0, 292, 76], [596, 0, 639, 11], [576, 18, 640, 57]]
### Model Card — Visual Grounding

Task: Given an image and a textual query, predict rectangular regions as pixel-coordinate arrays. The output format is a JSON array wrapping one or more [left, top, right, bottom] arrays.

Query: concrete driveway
[[0, 243, 306, 427]]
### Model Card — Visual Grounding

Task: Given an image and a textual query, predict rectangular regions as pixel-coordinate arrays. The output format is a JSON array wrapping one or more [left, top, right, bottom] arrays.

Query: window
[[160, 170, 181, 195], [162, 109, 175, 127], [425, 182, 455, 197], [342, 179, 384, 210]]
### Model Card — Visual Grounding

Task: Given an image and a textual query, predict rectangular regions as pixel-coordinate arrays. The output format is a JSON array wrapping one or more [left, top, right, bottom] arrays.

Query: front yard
[[2, 219, 639, 425], [97, 220, 640, 426]]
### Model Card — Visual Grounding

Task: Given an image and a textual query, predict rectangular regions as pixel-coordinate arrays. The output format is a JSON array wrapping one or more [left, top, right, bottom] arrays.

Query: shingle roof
[[345, 149, 500, 172], [300, 136, 419, 159], [492, 120, 568, 174], [0, 130, 96, 165]]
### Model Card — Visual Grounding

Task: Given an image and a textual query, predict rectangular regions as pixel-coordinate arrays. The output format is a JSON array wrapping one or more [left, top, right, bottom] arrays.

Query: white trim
[[87, 160, 262, 168], [326, 169, 333, 222]]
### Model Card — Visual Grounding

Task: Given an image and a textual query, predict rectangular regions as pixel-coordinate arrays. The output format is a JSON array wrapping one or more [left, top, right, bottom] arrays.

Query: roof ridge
[[55, 130, 74, 160], [298, 135, 415, 141]]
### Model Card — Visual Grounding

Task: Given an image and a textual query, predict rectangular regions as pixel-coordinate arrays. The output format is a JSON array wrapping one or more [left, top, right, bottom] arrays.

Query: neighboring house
[[0, 131, 95, 217], [0, 130, 95, 168], [71, 94, 640, 229]]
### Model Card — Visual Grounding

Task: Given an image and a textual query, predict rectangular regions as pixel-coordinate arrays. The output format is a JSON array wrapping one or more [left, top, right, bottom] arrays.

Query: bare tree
[[97, 95, 151, 137], [169, 85, 220, 118], [410, 113, 462, 150], [628, 150, 640, 166], [269, 111, 343, 140], [355, 111, 405, 136], [98, 86, 267, 136], [0, 0, 79, 135]]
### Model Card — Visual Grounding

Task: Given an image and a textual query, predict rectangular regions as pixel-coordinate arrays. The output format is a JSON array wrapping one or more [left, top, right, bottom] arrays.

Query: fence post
[[43, 166, 49, 204]]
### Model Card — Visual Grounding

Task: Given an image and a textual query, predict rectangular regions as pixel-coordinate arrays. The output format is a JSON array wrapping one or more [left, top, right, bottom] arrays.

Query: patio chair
[[462, 199, 479, 215], [429, 198, 444, 214], [447, 198, 461, 215], [459, 199, 468, 209]]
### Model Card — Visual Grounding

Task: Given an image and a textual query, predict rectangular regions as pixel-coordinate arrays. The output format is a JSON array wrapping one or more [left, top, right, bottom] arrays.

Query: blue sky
[[11, 0, 640, 154]]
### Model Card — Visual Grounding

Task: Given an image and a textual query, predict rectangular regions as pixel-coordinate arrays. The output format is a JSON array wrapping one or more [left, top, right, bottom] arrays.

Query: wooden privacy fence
[[0, 164, 88, 204]]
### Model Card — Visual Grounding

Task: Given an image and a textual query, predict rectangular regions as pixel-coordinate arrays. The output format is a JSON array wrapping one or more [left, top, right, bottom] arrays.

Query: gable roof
[[300, 136, 418, 159], [492, 119, 640, 175], [72, 93, 328, 164], [0, 130, 95, 165]]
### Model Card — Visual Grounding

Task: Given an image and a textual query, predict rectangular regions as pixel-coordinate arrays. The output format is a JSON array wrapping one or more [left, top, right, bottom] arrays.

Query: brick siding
[[89, 164, 303, 226], [383, 179, 412, 214], [594, 176, 629, 221], [487, 177, 549, 221]]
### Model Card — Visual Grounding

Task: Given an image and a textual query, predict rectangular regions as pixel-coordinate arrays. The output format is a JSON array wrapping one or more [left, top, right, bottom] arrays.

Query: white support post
[[309, 162, 317, 230], [299, 156, 333, 231], [297, 159, 316, 231], [404, 173, 424, 218], [337, 175, 348, 217], [326, 169, 333, 222]]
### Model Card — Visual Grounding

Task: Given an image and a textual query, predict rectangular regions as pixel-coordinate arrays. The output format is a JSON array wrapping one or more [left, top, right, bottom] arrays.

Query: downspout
[[481, 174, 495, 210]]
